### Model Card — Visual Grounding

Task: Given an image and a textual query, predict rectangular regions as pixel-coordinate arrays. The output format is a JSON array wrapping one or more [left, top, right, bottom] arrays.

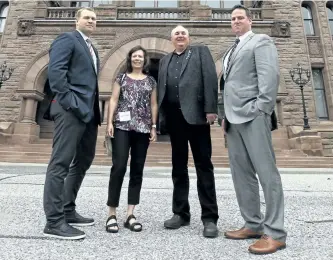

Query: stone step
[[0, 157, 332, 168]]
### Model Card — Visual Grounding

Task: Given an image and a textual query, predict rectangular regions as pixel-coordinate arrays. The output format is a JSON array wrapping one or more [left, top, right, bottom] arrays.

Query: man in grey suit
[[157, 25, 219, 238], [220, 5, 287, 254], [43, 8, 101, 240]]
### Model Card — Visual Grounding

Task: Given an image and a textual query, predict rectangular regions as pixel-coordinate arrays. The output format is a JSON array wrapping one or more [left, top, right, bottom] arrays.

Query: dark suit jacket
[[157, 45, 218, 127], [45, 30, 101, 125], [219, 75, 277, 131]]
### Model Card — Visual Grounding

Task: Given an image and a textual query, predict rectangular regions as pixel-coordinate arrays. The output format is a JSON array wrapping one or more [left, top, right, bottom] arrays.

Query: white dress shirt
[[223, 30, 253, 72]]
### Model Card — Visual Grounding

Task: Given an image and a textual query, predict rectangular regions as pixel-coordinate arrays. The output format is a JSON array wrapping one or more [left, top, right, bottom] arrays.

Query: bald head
[[171, 25, 190, 53], [171, 25, 189, 37]]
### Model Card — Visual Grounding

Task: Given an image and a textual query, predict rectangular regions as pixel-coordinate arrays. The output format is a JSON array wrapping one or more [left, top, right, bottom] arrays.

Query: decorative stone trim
[[271, 21, 290, 38], [16, 89, 45, 102], [17, 19, 35, 36]]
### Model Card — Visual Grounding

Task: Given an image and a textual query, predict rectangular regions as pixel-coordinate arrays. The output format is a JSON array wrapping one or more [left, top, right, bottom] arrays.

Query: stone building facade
[[0, 0, 333, 156]]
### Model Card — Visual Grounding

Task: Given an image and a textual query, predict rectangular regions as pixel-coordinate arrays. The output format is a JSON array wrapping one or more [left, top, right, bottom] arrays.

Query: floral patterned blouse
[[113, 73, 156, 134]]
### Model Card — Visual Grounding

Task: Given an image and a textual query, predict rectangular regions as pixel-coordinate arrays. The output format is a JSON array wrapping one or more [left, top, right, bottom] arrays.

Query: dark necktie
[[226, 38, 240, 71]]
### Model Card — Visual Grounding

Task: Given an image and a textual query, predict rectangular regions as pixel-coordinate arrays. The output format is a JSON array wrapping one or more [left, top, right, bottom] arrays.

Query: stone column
[[12, 90, 44, 144], [190, 4, 212, 21]]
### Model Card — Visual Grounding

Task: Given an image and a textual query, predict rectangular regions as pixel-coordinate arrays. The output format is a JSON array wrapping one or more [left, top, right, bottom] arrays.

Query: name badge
[[119, 111, 131, 122]]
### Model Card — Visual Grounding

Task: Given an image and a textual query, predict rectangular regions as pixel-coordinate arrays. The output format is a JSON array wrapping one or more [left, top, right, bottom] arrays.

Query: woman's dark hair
[[125, 45, 150, 74]]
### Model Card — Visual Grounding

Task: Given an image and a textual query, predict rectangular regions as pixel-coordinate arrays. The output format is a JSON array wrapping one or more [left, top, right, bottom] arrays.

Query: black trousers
[[43, 101, 98, 227], [107, 128, 150, 207], [165, 107, 219, 224]]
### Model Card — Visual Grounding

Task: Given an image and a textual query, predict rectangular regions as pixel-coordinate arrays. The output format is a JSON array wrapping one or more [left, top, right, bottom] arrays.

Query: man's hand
[[206, 113, 217, 125]]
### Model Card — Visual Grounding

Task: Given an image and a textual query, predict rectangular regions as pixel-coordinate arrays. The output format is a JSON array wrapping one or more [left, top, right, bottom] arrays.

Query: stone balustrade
[[117, 7, 190, 20], [212, 8, 262, 20], [45, 7, 264, 21]]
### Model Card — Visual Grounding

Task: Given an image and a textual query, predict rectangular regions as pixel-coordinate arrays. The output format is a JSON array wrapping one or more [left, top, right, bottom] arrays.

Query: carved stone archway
[[99, 36, 173, 92], [98, 36, 174, 123], [13, 51, 49, 143]]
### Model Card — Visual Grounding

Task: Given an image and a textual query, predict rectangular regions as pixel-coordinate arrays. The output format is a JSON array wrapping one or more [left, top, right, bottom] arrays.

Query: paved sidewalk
[[0, 164, 332, 260]]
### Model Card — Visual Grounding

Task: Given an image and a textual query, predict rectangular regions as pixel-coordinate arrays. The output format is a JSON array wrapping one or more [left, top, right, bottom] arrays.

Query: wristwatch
[[152, 124, 157, 128]]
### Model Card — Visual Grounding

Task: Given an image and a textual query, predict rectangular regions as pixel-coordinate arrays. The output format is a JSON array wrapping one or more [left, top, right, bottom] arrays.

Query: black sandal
[[106, 215, 119, 233], [124, 214, 142, 232]]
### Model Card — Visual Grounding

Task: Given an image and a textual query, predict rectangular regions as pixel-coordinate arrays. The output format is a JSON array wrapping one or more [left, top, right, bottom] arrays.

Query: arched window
[[301, 4, 315, 35], [0, 4, 9, 33], [327, 2, 333, 35]]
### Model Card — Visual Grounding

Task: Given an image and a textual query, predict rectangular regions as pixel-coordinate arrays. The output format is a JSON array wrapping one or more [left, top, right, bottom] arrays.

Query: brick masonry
[[0, 0, 333, 156]]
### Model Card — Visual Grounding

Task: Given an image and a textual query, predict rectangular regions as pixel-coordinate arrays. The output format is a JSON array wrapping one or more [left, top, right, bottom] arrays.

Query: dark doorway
[[149, 58, 159, 82], [36, 79, 54, 139]]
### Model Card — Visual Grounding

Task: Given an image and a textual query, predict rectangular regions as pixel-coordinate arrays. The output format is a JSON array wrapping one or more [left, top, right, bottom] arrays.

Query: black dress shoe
[[43, 222, 86, 240], [203, 222, 219, 238], [65, 211, 95, 227], [164, 214, 190, 229]]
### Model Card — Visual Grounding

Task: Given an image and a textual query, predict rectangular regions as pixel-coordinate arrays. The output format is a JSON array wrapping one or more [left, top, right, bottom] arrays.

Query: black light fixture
[[289, 62, 311, 130], [0, 61, 14, 90]]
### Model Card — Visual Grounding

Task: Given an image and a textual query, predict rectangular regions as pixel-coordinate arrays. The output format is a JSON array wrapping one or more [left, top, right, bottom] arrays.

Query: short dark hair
[[125, 45, 150, 74], [231, 4, 252, 19], [76, 7, 95, 20]]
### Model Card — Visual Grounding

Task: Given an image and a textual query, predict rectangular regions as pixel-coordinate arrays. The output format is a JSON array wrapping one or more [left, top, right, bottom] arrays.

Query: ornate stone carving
[[271, 21, 291, 38], [285, 94, 295, 104], [307, 36, 323, 58], [252, 1, 263, 8], [17, 19, 35, 36]]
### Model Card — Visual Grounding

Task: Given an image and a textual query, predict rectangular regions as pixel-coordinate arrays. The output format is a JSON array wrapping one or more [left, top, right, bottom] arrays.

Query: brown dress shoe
[[224, 227, 263, 240], [248, 235, 286, 255]]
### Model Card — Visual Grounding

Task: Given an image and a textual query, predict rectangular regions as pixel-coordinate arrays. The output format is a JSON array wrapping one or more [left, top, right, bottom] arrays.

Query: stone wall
[[0, 1, 333, 154]]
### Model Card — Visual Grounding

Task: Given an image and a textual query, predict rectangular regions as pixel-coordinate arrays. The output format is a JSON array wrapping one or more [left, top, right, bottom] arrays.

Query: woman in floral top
[[105, 45, 158, 233]]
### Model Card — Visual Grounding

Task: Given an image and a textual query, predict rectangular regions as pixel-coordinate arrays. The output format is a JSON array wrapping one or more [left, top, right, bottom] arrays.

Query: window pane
[[91, 0, 113, 6], [0, 19, 5, 33], [312, 69, 325, 90], [312, 69, 329, 119], [135, 0, 154, 7], [158, 1, 178, 7], [0, 5, 8, 17], [302, 6, 312, 19], [200, 0, 221, 8], [304, 20, 315, 35], [73, 1, 90, 7], [327, 7, 333, 19], [314, 90, 329, 119], [223, 0, 241, 8], [329, 20, 333, 35], [0, 5, 8, 33]]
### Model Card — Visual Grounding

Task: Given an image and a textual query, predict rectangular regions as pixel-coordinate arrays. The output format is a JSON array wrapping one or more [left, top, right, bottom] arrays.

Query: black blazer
[[219, 75, 277, 132], [44, 30, 101, 125], [157, 45, 218, 126]]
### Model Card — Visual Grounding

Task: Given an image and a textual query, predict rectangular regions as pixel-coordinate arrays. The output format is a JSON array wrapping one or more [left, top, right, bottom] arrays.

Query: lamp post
[[289, 62, 311, 130], [0, 61, 14, 90]]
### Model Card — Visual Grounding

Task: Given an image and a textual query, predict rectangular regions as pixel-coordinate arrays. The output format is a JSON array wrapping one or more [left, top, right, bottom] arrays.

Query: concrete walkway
[[0, 164, 332, 260]]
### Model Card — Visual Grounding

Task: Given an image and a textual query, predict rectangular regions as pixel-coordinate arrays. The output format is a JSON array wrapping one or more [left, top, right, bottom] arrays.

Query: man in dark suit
[[157, 25, 219, 238], [43, 7, 101, 240]]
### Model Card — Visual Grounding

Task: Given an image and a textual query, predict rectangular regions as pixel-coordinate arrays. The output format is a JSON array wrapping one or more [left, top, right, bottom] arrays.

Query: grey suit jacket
[[157, 45, 218, 127], [46, 30, 101, 125], [222, 33, 279, 125]]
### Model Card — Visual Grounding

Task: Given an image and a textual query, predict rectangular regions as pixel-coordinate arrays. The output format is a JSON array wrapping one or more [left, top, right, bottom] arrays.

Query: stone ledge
[[287, 126, 324, 156], [0, 122, 14, 144]]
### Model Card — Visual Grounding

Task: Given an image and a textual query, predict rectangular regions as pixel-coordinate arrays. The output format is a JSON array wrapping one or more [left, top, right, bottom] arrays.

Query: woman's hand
[[106, 123, 114, 138], [149, 128, 157, 142]]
